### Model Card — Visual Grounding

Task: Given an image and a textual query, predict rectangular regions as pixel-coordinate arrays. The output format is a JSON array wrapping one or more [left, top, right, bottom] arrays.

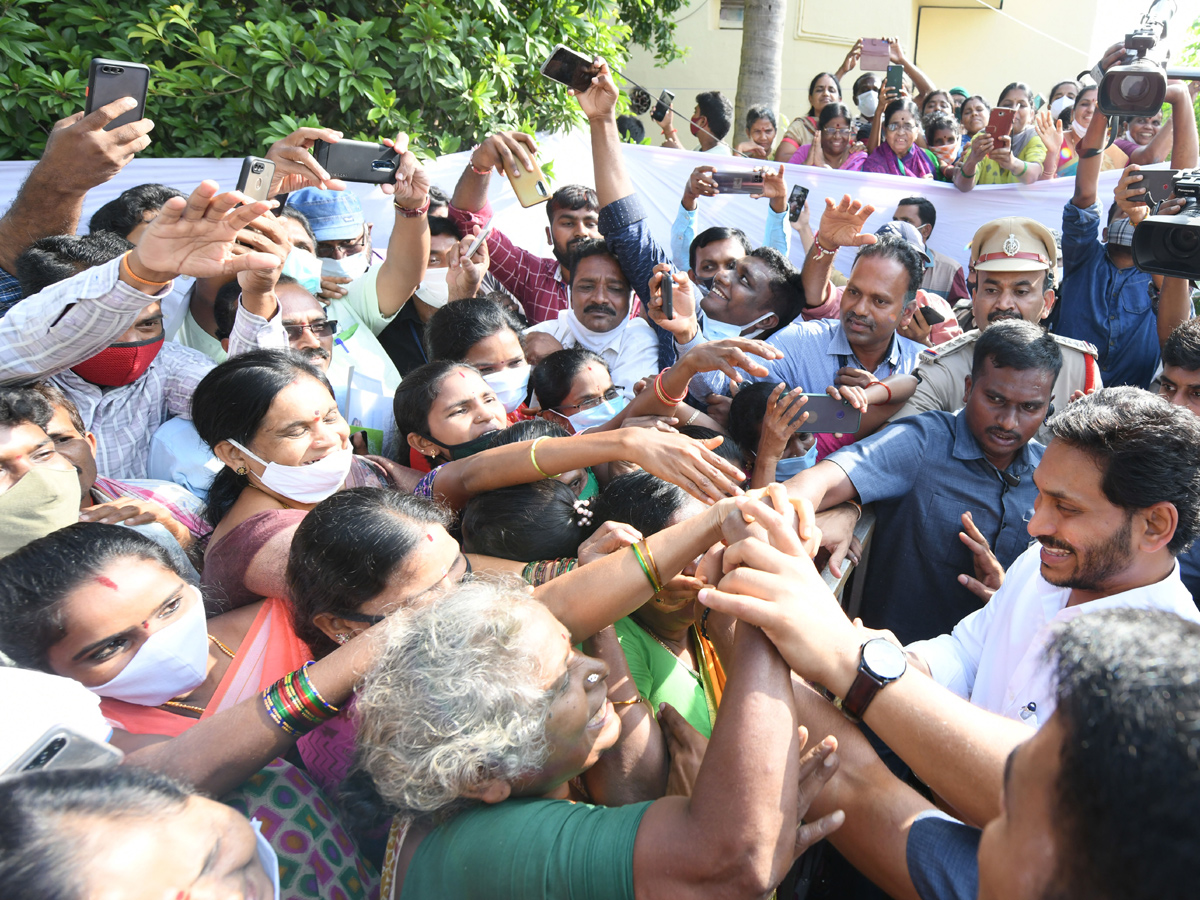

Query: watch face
[[862, 638, 907, 681]]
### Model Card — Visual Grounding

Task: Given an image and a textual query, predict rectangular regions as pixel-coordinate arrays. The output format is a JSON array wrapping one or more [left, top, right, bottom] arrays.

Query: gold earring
[[236, 466, 248, 476]]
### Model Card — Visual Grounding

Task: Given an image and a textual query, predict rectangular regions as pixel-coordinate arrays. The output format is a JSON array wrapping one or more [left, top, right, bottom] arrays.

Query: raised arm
[[800, 196, 877, 312], [372, 143, 431, 318], [575, 59, 634, 206], [1071, 102, 1110, 209], [1162, 81, 1199, 168], [0, 98, 152, 278], [889, 38, 934, 107]]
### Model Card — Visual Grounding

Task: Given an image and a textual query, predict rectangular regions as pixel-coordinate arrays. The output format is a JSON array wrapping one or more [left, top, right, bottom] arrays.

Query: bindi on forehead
[[94, 576, 118, 591]]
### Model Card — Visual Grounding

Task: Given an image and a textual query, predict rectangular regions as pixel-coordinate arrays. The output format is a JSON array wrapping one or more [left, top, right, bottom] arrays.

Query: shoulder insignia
[[1051, 334, 1100, 359], [920, 329, 979, 361]]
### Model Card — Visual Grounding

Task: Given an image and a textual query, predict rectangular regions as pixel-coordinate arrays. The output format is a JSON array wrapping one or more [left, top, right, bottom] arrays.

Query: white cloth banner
[[0, 130, 1121, 277]]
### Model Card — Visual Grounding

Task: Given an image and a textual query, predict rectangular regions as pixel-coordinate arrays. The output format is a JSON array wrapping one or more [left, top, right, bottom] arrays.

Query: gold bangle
[[530, 435, 556, 478], [846, 499, 863, 522], [120, 252, 171, 289], [640, 540, 665, 592], [610, 696, 643, 707]]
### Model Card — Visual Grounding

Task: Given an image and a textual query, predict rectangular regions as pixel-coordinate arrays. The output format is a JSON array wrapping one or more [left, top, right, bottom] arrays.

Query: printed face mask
[[281, 248, 324, 296], [931, 141, 961, 165], [88, 587, 210, 707], [483, 364, 531, 414], [71, 335, 164, 387], [320, 250, 371, 283], [227, 439, 353, 505]]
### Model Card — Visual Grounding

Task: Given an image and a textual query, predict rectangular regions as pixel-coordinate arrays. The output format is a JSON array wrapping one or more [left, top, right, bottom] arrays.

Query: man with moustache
[[905, 387, 1200, 726], [524, 239, 657, 400], [892, 218, 1100, 444], [785, 320, 1058, 644]]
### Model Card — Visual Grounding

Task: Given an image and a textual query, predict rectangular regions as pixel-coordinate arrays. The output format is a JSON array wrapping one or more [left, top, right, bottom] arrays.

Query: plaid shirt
[[0, 255, 286, 479], [0, 267, 23, 318], [92, 475, 212, 541], [448, 201, 567, 325]]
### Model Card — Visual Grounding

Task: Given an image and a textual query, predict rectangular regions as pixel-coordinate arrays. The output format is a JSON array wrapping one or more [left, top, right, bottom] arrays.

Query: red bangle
[[869, 380, 893, 404], [654, 371, 687, 406], [470, 162, 491, 176], [394, 195, 430, 217], [811, 231, 837, 259]]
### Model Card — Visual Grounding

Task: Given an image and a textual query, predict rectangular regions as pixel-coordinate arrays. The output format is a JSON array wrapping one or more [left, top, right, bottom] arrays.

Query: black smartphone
[[1139, 169, 1179, 206], [886, 64, 904, 93], [916, 304, 946, 326], [236, 157, 276, 202], [661, 273, 673, 321], [793, 394, 862, 434], [312, 139, 400, 185], [540, 44, 598, 93], [652, 89, 674, 123], [85, 58, 150, 132], [712, 171, 766, 194], [788, 185, 809, 223]]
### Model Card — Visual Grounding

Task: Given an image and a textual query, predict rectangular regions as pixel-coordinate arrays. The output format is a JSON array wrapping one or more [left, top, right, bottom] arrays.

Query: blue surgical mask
[[281, 248, 323, 296], [567, 395, 628, 434], [251, 818, 282, 900], [702, 311, 775, 342], [772, 443, 819, 480]]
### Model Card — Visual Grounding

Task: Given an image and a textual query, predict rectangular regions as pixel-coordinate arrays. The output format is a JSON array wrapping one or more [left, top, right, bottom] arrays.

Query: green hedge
[[0, 0, 684, 160]]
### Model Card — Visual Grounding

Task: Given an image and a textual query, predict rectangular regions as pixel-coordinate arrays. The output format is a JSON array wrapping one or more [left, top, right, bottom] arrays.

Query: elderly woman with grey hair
[[356, 494, 845, 900]]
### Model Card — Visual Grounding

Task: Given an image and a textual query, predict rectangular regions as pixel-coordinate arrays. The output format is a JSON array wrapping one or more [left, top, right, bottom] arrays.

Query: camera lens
[[1117, 74, 1152, 105], [252, 162, 264, 173], [1166, 227, 1200, 258]]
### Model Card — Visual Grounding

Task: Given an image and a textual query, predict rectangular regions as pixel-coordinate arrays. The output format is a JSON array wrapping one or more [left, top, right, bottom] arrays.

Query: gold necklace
[[635, 620, 700, 681], [161, 635, 236, 715]]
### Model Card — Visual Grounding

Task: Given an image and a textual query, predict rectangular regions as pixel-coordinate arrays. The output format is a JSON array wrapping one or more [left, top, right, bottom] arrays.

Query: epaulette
[[1051, 334, 1100, 358], [919, 329, 980, 362]]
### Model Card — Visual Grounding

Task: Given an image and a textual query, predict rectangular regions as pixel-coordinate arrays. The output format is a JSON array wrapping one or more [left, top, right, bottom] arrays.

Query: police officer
[[892, 217, 1100, 443]]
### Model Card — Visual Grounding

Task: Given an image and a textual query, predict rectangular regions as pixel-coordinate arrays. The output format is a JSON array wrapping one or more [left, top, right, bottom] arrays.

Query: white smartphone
[[464, 219, 494, 259]]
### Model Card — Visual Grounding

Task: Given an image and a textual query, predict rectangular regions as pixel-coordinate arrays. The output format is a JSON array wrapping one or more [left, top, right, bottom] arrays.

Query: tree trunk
[[734, 0, 787, 151]]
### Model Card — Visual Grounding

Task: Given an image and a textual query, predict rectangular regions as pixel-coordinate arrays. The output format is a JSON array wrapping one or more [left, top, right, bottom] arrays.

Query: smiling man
[[906, 387, 1200, 724], [523, 239, 657, 400], [786, 320, 1059, 643], [892, 217, 1101, 444]]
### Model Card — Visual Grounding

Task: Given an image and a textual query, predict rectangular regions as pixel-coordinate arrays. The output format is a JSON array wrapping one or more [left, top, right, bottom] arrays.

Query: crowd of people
[[1, 33, 1200, 900]]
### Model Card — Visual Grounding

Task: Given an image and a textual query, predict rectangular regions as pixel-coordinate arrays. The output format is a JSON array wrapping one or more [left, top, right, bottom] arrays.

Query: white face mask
[[483, 364, 531, 413], [320, 250, 371, 284], [567, 395, 628, 434], [1071, 117, 1089, 140], [251, 819, 282, 900], [856, 90, 878, 118], [565, 306, 629, 354], [228, 439, 353, 505], [1049, 95, 1074, 118], [416, 266, 451, 309], [89, 587, 209, 707], [702, 311, 774, 342]]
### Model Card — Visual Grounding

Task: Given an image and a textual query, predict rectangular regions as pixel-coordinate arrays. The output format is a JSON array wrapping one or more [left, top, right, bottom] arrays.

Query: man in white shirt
[[907, 387, 1200, 725], [524, 239, 657, 400]]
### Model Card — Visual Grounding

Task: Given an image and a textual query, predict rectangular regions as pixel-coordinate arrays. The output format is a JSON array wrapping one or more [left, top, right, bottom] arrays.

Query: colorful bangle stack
[[530, 435, 557, 478], [653, 370, 687, 406], [631, 540, 664, 594], [262, 662, 340, 738], [522, 557, 578, 586]]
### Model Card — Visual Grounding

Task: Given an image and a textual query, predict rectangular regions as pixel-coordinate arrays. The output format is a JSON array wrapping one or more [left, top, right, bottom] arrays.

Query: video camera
[[1132, 169, 1200, 278], [1096, 0, 1175, 116]]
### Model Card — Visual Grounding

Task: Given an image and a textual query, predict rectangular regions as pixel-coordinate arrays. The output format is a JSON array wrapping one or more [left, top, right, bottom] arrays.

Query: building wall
[[620, 0, 1142, 138]]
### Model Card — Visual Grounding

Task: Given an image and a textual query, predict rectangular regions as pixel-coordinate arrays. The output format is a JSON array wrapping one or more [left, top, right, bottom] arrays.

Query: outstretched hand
[[40, 98, 154, 195], [265, 125, 347, 194], [129, 181, 281, 283], [818, 195, 878, 250], [957, 511, 1004, 602]]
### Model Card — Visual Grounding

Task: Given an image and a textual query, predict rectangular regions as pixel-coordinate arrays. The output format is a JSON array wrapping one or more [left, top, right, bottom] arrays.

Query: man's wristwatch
[[834, 638, 907, 722]]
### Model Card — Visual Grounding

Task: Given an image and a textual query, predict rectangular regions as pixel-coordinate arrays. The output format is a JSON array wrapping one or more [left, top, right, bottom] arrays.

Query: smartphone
[[652, 89, 675, 123], [861, 38, 890, 72], [505, 151, 551, 207], [787, 185, 809, 223], [463, 219, 494, 259], [312, 139, 400, 185], [1139, 169, 1179, 206], [984, 108, 1015, 141], [85, 59, 150, 132], [885, 64, 904, 93], [712, 171, 766, 194], [236, 157, 276, 202], [540, 44, 598, 93], [661, 273, 673, 321], [3, 726, 123, 776], [793, 394, 863, 435], [916, 304, 946, 327]]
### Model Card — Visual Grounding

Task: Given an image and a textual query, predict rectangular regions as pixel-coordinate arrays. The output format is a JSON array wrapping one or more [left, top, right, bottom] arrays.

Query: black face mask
[[424, 429, 502, 461]]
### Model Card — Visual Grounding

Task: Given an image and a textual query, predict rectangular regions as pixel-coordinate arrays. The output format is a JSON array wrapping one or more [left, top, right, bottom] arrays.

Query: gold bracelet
[[610, 696, 643, 707], [120, 252, 172, 289], [640, 540, 665, 592], [846, 499, 863, 522], [530, 435, 556, 478]]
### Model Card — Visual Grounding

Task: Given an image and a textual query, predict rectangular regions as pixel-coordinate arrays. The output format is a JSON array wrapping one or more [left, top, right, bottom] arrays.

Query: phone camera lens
[[536, 181, 549, 197], [836, 410, 845, 419], [251, 162, 264, 173], [23, 736, 66, 771]]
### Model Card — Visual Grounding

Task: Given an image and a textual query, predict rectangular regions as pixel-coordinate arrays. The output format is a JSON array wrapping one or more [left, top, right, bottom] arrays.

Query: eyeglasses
[[823, 127, 853, 137], [557, 386, 624, 413], [887, 122, 919, 133], [315, 231, 367, 258], [283, 320, 338, 340]]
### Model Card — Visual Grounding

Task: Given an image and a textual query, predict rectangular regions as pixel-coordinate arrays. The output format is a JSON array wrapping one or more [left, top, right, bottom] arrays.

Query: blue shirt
[[828, 409, 1043, 643], [0, 267, 22, 319], [905, 810, 980, 900], [668, 202, 790, 273], [1057, 201, 1158, 388], [1177, 541, 1200, 606]]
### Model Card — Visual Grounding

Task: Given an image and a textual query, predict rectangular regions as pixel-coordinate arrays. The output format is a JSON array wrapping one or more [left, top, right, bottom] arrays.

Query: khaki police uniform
[[892, 330, 1101, 445], [891, 216, 1102, 445]]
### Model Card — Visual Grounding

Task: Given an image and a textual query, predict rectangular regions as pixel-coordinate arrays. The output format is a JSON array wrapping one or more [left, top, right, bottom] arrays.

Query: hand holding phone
[[787, 185, 810, 223], [712, 171, 766, 194], [984, 108, 1015, 141], [652, 90, 675, 123], [312, 139, 400, 184], [85, 59, 151, 131], [915, 304, 946, 326], [463, 220, 494, 260], [504, 150, 552, 207], [794, 394, 862, 434], [661, 272, 674, 321], [540, 45, 599, 93], [236, 157, 276, 203], [885, 64, 904, 93]]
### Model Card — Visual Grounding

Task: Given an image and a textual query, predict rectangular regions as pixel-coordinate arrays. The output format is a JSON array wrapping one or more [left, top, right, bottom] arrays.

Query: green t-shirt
[[973, 133, 1047, 185], [401, 798, 651, 900], [614, 617, 713, 738]]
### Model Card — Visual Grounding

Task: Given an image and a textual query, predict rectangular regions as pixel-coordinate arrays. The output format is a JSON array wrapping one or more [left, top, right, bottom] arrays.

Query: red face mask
[[689, 117, 701, 137], [71, 335, 164, 386]]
